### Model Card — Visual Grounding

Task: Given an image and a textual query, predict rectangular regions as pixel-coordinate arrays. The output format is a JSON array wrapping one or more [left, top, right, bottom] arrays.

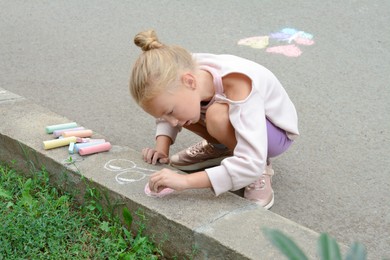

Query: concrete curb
[[1, 88, 320, 259]]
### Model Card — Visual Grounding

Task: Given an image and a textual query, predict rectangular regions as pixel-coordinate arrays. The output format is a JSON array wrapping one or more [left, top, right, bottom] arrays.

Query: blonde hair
[[129, 30, 196, 107]]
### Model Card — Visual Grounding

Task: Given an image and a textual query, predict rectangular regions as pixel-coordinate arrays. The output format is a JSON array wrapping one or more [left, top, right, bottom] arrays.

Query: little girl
[[129, 30, 299, 209]]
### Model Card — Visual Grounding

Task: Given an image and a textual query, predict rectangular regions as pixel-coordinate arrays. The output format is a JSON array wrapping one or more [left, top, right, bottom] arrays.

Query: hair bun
[[134, 30, 163, 51]]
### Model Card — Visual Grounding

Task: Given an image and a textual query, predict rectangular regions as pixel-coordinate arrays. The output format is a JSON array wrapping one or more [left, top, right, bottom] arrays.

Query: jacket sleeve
[[205, 91, 268, 196], [155, 118, 182, 144]]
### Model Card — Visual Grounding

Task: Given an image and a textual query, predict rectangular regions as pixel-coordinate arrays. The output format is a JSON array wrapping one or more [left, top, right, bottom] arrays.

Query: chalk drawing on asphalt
[[104, 159, 156, 185]]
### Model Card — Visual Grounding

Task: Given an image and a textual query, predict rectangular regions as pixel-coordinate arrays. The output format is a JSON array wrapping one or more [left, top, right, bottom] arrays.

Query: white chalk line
[[103, 159, 157, 185]]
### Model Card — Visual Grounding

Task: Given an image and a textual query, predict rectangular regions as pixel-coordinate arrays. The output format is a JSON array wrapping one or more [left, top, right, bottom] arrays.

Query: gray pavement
[[1, 1, 389, 259]]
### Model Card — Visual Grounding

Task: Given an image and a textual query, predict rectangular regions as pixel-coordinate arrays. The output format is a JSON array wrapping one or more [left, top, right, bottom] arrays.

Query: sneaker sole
[[255, 191, 274, 210], [170, 156, 230, 171]]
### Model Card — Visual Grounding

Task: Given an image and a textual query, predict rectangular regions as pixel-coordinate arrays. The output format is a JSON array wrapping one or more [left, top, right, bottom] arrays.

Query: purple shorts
[[266, 119, 293, 158]]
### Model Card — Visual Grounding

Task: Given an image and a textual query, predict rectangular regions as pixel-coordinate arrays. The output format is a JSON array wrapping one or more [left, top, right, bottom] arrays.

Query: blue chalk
[[74, 140, 105, 153]]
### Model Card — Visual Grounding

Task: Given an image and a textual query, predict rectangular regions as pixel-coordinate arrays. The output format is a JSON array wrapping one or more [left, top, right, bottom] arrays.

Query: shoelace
[[247, 176, 266, 190], [188, 141, 209, 156]]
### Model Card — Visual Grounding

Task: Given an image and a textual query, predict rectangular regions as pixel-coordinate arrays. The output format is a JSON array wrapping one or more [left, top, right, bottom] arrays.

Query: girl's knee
[[205, 104, 231, 137], [206, 104, 228, 125], [205, 103, 236, 149]]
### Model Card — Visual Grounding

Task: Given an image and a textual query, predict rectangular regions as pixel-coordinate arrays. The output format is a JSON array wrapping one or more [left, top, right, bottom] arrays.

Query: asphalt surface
[[1, 1, 389, 259]]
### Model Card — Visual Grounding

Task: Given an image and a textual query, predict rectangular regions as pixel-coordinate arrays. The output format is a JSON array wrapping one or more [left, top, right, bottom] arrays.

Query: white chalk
[[68, 142, 75, 154]]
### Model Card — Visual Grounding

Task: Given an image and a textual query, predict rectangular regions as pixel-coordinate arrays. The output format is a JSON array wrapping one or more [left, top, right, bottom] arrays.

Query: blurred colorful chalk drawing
[[238, 28, 314, 57]]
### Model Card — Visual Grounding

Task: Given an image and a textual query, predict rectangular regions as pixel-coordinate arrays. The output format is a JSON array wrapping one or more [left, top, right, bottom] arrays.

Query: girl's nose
[[166, 117, 179, 127]]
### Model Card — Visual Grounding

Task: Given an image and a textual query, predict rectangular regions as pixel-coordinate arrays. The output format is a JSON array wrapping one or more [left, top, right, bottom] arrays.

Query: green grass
[[0, 161, 163, 259]]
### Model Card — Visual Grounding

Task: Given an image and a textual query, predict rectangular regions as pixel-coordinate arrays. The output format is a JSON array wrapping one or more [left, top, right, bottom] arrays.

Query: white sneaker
[[244, 164, 275, 209]]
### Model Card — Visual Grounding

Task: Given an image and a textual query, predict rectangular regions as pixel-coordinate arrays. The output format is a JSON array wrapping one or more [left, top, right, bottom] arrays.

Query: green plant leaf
[[123, 226, 133, 242], [86, 204, 96, 211], [131, 237, 147, 253], [123, 207, 133, 229], [345, 242, 367, 260], [318, 233, 342, 260], [99, 221, 110, 233], [0, 187, 12, 199], [263, 228, 308, 260], [21, 188, 34, 207], [24, 178, 33, 190]]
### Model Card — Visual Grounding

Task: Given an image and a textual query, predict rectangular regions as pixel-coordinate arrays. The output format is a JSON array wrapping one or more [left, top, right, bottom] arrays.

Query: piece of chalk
[[76, 138, 105, 143], [76, 137, 89, 143], [53, 127, 85, 138], [144, 182, 174, 198], [79, 142, 111, 156], [43, 136, 77, 150], [62, 129, 93, 138], [68, 142, 75, 154], [74, 140, 105, 152], [45, 122, 78, 134]]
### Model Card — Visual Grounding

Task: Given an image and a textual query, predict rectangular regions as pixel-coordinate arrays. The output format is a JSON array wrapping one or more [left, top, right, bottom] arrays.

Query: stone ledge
[[0, 88, 320, 259]]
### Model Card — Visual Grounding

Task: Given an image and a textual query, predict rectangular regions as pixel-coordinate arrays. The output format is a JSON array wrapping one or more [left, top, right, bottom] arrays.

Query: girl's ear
[[182, 73, 196, 89]]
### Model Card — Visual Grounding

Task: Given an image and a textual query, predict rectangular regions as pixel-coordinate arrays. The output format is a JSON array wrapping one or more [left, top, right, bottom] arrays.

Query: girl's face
[[144, 84, 201, 127]]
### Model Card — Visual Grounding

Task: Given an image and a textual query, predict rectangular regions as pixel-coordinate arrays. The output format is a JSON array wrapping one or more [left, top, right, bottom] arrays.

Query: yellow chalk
[[43, 136, 77, 150]]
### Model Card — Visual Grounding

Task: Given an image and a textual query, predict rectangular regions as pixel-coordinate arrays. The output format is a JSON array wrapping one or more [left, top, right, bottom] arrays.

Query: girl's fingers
[[150, 178, 160, 192], [158, 157, 169, 164], [142, 148, 168, 165], [142, 148, 152, 161], [148, 149, 156, 163], [157, 185, 169, 193], [143, 148, 156, 164], [150, 173, 165, 192], [151, 151, 160, 165]]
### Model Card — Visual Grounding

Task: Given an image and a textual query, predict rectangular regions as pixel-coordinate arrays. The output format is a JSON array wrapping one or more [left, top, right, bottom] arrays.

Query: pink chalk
[[62, 129, 93, 138], [144, 182, 174, 198], [79, 142, 111, 155], [294, 37, 315, 46], [266, 44, 302, 57]]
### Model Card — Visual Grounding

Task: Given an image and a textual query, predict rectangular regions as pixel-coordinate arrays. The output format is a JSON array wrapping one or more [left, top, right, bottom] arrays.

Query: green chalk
[[45, 122, 78, 134]]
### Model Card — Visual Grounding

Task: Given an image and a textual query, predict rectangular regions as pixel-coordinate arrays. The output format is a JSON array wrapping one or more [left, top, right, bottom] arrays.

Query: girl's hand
[[149, 168, 188, 192], [142, 148, 169, 165]]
